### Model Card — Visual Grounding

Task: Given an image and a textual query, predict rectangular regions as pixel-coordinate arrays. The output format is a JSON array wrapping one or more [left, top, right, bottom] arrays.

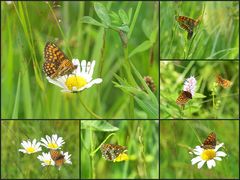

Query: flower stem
[[90, 128, 96, 178], [79, 96, 103, 119]]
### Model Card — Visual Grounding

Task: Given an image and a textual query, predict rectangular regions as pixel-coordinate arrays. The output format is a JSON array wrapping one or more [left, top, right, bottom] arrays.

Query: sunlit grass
[[160, 120, 239, 179], [160, 1, 239, 59], [1, 1, 159, 119]]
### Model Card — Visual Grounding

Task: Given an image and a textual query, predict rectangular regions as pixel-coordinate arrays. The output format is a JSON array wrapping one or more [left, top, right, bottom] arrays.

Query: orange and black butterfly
[[175, 16, 200, 39], [43, 42, 77, 79], [50, 149, 65, 167], [100, 144, 127, 161], [216, 75, 232, 88], [201, 132, 216, 149], [176, 90, 192, 106]]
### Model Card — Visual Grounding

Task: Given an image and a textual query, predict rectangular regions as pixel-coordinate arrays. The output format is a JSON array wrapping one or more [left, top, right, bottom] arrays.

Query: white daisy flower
[[46, 59, 102, 93], [41, 134, 65, 150], [183, 76, 197, 96], [191, 143, 227, 169], [61, 151, 72, 165], [18, 139, 42, 154], [37, 152, 55, 166]]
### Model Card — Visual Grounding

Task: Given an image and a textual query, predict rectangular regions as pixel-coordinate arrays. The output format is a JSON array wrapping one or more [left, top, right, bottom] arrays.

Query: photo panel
[[1, 120, 79, 179], [80, 120, 159, 179], [1, 1, 159, 119], [160, 60, 239, 119], [160, 1, 239, 59], [160, 120, 239, 179]]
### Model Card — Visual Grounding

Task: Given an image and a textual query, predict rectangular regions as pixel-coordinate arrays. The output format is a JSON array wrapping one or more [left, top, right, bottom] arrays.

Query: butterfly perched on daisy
[[50, 149, 65, 167], [175, 15, 201, 39], [216, 75, 232, 88], [100, 144, 128, 162], [43, 42, 77, 79], [201, 132, 217, 150]]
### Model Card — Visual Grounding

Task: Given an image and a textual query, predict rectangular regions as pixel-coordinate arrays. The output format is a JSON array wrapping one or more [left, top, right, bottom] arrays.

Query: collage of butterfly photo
[[0, 1, 239, 180]]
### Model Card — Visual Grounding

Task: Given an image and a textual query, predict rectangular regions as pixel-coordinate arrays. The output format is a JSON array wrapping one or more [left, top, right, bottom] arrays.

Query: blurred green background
[[160, 61, 239, 119], [81, 120, 159, 179], [1, 1, 159, 119], [160, 1, 239, 59], [1, 120, 79, 179], [160, 120, 239, 179]]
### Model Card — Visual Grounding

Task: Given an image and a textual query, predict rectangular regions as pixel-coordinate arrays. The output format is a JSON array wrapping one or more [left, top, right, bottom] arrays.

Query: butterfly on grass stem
[[175, 15, 201, 39], [43, 42, 77, 79], [201, 132, 217, 150], [216, 75, 232, 88]]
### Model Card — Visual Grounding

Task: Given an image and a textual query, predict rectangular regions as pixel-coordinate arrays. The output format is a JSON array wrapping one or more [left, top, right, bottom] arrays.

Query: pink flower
[[183, 76, 197, 96]]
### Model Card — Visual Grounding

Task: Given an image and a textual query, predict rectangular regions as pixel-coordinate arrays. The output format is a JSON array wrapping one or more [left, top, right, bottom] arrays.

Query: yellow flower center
[[44, 160, 51, 165], [113, 153, 129, 162], [65, 76, 87, 91], [48, 143, 58, 149], [26, 147, 35, 153], [201, 149, 216, 160]]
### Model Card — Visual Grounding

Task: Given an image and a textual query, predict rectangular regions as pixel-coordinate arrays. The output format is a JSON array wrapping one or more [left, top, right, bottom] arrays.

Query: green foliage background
[[160, 120, 239, 179], [81, 120, 159, 179], [160, 61, 239, 119], [1, 1, 159, 119], [1, 120, 79, 179], [160, 1, 239, 59]]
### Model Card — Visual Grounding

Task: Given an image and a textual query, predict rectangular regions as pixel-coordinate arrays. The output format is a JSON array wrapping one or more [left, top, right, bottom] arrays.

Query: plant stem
[[90, 128, 96, 178], [79, 96, 103, 119], [128, 2, 142, 39], [123, 47, 135, 118]]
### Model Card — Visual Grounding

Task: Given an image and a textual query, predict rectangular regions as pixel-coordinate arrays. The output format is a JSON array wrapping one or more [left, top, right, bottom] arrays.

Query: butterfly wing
[[50, 150, 65, 166], [43, 42, 77, 78], [100, 144, 127, 161], [202, 132, 216, 149], [176, 16, 200, 39], [176, 91, 192, 106], [216, 75, 232, 88]]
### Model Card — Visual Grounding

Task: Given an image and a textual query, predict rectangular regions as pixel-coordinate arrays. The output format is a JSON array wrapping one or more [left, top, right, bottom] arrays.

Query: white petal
[[46, 77, 64, 88], [207, 159, 215, 169], [85, 78, 102, 88], [46, 135, 51, 143], [21, 141, 28, 148], [214, 157, 222, 161], [80, 60, 87, 73], [197, 160, 205, 169], [215, 143, 224, 151], [86, 61, 91, 74], [27, 140, 31, 147], [216, 151, 227, 157], [191, 156, 202, 165], [41, 138, 48, 145], [88, 60, 96, 77], [19, 149, 27, 153]]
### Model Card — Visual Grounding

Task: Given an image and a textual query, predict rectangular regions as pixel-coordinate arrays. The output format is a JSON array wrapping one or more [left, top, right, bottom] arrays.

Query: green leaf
[[194, 93, 207, 98], [128, 8, 133, 23], [94, 2, 111, 26], [81, 16, 108, 28], [81, 120, 119, 132], [118, 9, 129, 25], [117, 24, 130, 33], [134, 95, 158, 118], [129, 40, 152, 58], [12, 74, 21, 119], [150, 27, 158, 44], [109, 11, 121, 24]]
